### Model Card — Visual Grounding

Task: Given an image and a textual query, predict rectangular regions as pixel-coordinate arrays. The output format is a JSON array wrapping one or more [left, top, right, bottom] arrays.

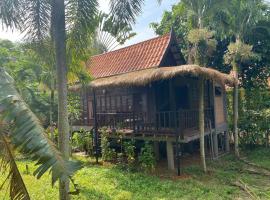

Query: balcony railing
[[95, 108, 214, 134]]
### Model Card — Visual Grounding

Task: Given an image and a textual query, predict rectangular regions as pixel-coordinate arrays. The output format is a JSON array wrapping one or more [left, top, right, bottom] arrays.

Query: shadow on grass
[[84, 163, 235, 200], [79, 186, 113, 200]]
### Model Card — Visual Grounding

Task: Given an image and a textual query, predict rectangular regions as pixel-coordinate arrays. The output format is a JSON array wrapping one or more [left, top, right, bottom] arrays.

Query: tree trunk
[[199, 77, 207, 172], [49, 88, 55, 142], [266, 132, 269, 148], [233, 64, 240, 158], [52, 0, 70, 199]]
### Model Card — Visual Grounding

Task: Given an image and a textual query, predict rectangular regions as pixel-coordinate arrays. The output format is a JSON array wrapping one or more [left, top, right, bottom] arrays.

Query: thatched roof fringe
[[70, 65, 236, 91]]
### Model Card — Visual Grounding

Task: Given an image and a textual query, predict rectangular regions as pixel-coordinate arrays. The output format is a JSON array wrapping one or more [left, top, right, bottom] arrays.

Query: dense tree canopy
[[151, 0, 270, 88]]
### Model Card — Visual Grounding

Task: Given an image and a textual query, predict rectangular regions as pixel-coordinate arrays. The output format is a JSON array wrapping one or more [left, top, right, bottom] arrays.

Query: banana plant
[[0, 67, 81, 200]]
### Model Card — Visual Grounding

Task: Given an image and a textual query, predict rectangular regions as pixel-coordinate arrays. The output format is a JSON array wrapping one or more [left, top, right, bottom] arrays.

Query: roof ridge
[[91, 33, 171, 58]]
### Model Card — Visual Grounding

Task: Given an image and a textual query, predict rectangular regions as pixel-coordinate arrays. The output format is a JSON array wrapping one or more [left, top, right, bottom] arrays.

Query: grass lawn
[[1, 147, 270, 200]]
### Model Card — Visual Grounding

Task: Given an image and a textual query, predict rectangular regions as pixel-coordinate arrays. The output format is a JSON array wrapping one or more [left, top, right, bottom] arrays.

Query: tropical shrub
[[123, 140, 136, 167], [227, 87, 270, 148], [68, 93, 82, 125], [100, 130, 116, 162], [138, 142, 156, 172], [71, 130, 92, 154]]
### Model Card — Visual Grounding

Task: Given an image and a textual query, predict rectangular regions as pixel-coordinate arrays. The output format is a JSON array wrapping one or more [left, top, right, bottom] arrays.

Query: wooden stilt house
[[71, 32, 237, 171]]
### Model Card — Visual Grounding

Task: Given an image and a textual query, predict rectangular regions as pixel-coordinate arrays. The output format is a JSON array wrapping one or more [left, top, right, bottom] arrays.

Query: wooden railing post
[[132, 111, 136, 133], [92, 88, 99, 164], [175, 110, 181, 176]]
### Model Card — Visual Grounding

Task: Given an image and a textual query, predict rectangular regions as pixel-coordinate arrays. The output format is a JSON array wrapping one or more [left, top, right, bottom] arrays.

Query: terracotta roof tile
[[86, 33, 171, 78]]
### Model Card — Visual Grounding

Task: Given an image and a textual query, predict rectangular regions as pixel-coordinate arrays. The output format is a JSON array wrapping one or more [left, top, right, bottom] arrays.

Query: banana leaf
[[0, 67, 81, 187]]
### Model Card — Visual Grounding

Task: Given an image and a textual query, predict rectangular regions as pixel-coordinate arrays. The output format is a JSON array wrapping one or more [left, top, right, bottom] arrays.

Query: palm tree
[[94, 12, 136, 53], [183, 0, 227, 172], [1, 0, 159, 199], [0, 68, 80, 199], [222, 0, 265, 157]]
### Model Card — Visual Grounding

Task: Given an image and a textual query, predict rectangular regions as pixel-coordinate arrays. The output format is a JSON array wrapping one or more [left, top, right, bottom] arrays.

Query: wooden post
[[154, 141, 160, 161], [266, 132, 269, 148], [176, 136, 181, 176], [233, 82, 239, 158], [225, 131, 230, 152], [93, 88, 99, 164], [213, 132, 218, 158], [212, 81, 218, 158], [176, 111, 181, 176], [223, 84, 230, 152], [166, 141, 175, 170], [199, 77, 207, 172]]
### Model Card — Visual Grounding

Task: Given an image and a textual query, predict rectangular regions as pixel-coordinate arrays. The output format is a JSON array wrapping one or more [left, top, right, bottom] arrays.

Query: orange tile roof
[[86, 33, 171, 78]]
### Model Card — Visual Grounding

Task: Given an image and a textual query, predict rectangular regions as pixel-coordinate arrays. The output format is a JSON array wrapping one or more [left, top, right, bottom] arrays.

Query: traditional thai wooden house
[[71, 32, 237, 172]]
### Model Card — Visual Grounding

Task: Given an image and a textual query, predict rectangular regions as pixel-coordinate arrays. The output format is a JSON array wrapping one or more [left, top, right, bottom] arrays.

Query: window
[[101, 97, 105, 111], [88, 101, 93, 119], [215, 86, 222, 96], [175, 85, 189, 109], [111, 96, 116, 110]]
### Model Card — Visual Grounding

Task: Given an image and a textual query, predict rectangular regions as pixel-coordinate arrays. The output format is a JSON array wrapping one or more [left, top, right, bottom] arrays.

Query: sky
[[0, 0, 178, 46], [1, 0, 269, 47]]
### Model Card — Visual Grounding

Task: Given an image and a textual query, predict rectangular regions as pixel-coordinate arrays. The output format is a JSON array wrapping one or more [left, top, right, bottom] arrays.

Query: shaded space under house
[[70, 31, 237, 173]]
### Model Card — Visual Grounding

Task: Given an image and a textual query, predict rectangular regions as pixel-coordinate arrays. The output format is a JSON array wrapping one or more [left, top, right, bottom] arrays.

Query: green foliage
[[152, 0, 270, 83], [123, 140, 136, 167], [71, 130, 93, 154], [227, 87, 270, 147], [150, 2, 190, 52], [93, 12, 137, 53], [0, 68, 81, 198], [0, 134, 31, 200], [100, 131, 116, 162], [187, 28, 217, 66], [224, 40, 259, 70], [138, 142, 156, 172], [0, 40, 56, 126], [2, 147, 270, 199], [68, 93, 82, 125]]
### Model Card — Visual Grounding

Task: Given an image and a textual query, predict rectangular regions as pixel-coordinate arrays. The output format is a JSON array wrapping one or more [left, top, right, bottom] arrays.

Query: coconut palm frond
[[23, 0, 51, 42], [0, 130, 30, 200], [94, 12, 136, 53], [0, 68, 81, 185], [66, 0, 98, 57], [0, 0, 22, 30], [109, 0, 145, 26]]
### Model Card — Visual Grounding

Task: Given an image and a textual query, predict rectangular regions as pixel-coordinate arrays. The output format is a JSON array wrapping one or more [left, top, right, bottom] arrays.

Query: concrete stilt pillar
[[213, 132, 219, 158], [225, 131, 230, 152], [154, 141, 160, 161], [166, 141, 174, 170]]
